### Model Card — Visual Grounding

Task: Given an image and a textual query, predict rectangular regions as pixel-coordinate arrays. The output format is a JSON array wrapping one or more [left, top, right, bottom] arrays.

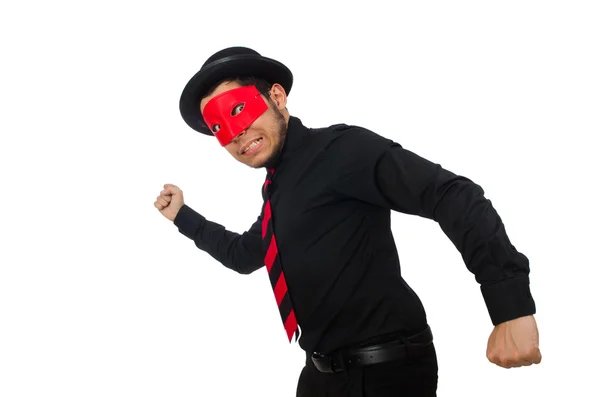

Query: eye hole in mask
[[231, 103, 245, 116], [211, 124, 221, 133]]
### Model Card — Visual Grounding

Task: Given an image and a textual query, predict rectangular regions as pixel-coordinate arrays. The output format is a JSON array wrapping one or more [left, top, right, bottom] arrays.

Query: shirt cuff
[[173, 204, 206, 240], [480, 277, 536, 325]]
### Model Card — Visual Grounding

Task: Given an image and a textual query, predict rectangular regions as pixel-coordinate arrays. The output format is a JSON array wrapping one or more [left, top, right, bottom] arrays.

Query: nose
[[233, 130, 247, 142]]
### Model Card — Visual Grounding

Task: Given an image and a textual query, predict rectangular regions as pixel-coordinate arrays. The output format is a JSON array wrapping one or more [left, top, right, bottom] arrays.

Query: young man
[[154, 46, 541, 396]]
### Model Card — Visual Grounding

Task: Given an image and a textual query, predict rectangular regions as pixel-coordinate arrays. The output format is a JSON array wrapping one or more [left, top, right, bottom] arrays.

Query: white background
[[1, 0, 598, 396]]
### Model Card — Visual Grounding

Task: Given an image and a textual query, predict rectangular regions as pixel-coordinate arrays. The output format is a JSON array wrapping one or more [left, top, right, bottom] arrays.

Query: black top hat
[[179, 46, 293, 136]]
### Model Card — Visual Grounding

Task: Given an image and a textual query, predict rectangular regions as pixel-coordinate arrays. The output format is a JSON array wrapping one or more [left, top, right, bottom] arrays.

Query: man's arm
[[327, 127, 541, 367], [373, 145, 535, 325], [327, 127, 535, 324], [174, 204, 264, 275]]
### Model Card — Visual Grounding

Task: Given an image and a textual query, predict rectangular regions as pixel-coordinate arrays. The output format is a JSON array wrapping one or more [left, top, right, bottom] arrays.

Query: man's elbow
[[234, 260, 264, 275]]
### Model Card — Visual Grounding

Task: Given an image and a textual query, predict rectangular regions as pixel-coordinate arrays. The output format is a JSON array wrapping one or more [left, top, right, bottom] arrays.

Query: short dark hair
[[203, 76, 274, 100]]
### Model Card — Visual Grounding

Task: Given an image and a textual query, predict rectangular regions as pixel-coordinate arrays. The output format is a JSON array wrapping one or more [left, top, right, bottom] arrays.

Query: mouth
[[241, 137, 263, 156]]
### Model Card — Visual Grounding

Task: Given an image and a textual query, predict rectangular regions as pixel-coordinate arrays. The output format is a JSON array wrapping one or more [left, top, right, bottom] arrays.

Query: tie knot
[[263, 168, 275, 199]]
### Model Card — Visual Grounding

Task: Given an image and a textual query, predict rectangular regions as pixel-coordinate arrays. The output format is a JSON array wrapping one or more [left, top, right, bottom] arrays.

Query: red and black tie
[[261, 168, 299, 342]]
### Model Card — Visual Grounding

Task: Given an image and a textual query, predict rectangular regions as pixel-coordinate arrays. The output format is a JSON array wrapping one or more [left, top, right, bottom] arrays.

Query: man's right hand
[[155, 183, 185, 222]]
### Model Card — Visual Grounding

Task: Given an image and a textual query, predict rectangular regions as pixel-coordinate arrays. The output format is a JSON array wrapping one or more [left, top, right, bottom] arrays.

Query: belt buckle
[[311, 352, 335, 373]]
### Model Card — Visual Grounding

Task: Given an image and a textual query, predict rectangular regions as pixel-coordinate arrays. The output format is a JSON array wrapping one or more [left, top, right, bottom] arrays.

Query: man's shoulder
[[294, 115, 385, 142], [321, 121, 370, 134], [313, 121, 397, 151], [300, 121, 400, 176]]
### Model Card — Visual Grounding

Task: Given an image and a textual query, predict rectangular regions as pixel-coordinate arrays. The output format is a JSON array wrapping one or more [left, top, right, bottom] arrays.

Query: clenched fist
[[487, 315, 542, 369], [155, 183, 184, 222]]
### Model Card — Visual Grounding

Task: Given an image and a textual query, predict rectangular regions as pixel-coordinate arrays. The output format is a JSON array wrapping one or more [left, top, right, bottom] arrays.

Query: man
[[154, 46, 541, 396]]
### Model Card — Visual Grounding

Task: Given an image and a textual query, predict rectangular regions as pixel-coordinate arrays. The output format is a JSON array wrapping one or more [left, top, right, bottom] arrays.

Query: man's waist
[[308, 325, 434, 373]]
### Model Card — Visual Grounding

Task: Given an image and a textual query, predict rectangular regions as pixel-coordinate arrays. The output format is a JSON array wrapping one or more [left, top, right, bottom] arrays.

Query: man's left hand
[[486, 315, 542, 368]]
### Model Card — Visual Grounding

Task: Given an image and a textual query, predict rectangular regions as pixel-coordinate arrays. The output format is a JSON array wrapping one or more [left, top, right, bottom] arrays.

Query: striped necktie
[[261, 167, 299, 342]]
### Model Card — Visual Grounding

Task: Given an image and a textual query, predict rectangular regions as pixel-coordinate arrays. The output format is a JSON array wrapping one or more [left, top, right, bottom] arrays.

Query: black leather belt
[[310, 326, 433, 373]]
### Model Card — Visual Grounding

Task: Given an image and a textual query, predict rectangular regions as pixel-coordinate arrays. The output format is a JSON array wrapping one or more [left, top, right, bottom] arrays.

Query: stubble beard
[[254, 107, 288, 170]]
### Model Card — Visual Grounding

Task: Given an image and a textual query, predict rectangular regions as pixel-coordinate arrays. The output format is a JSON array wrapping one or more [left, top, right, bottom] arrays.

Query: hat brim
[[179, 54, 293, 136]]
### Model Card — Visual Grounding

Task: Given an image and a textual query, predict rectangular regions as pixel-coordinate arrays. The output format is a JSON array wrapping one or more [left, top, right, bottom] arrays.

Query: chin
[[239, 153, 266, 169]]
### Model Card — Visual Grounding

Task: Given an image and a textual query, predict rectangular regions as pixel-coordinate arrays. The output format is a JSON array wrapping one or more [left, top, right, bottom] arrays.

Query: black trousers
[[296, 343, 438, 397]]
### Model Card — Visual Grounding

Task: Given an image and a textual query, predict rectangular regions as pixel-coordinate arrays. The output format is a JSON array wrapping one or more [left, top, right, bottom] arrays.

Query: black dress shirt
[[173, 116, 536, 354]]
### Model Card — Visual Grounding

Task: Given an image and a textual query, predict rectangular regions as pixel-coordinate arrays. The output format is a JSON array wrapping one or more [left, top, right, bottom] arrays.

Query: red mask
[[203, 85, 268, 146]]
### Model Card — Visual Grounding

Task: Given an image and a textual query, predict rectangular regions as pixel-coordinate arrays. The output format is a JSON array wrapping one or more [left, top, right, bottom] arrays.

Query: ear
[[268, 83, 288, 111]]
